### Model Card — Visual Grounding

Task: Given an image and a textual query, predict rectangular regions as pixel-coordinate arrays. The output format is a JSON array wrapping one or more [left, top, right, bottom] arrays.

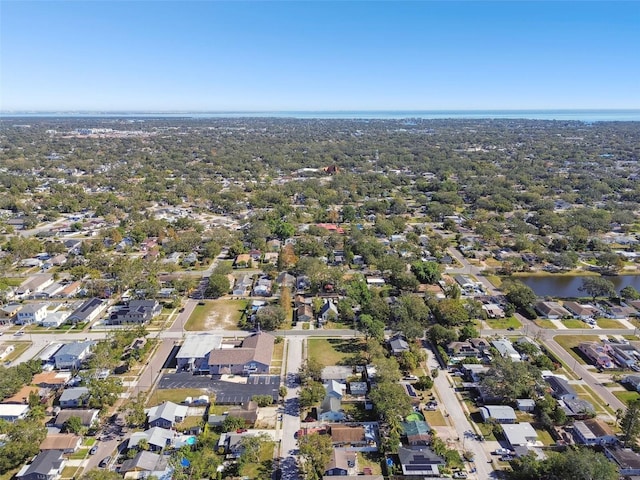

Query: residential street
[[279, 337, 303, 480]]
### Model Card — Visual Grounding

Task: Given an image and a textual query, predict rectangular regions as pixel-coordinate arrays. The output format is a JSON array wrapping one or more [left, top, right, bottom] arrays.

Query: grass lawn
[[176, 416, 204, 432], [614, 390, 640, 405], [239, 441, 275, 479], [423, 409, 448, 426], [485, 317, 521, 329], [308, 338, 364, 367], [324, 320, 350, 330], [534, 319, 557, 329], [184, 299, 247, 331], [302, 322, 310, 330], [60, 467, 80, 479], [357, 452, 383, 474], [341, 403, 378, 422], [485, 275, 502, 288], [148, 388, 209, 406], [553, 334, 601, 364], [2, 341, 32, 361], [68, 449, 89, 460], [597, 318, 624, 329], [534, 427, 555, 446], [83, 437, 96, 446], [562, 319, 590, 329]]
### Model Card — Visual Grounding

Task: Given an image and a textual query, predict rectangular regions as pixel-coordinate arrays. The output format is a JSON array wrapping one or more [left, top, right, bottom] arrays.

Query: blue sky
[[1, 1, 639, 111]]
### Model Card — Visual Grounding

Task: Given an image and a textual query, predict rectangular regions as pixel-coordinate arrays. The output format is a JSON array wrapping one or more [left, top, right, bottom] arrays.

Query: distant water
[[3, 110, 640, 121]]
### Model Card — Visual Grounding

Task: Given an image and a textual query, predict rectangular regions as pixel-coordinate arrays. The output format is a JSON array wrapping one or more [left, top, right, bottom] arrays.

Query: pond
[[518, 275, 640, 298]]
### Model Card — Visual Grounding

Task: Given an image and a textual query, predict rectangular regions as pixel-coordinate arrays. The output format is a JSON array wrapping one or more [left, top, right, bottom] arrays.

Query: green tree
[[579, 277, 616, 302], [221, 415, 246, 432], [433, 298, 468, 326], [299, 381, 326, 408], [81, 470, 123, 480], [428, 324, 458, 347], [298, 433, 333, 480], [621, 399, 640, 447], [205, 274, 230, 298], [410, 261, 442, 284], [504, 281, 537, 309], [358, 314, 385, 341], [63, 415, 86, 435], [621, 285, 640, 300], [299, 358, 323, 384]]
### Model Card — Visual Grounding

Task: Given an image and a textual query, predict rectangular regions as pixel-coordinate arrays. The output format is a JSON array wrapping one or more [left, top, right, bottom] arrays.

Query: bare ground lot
[[184, 299, 247, 331]]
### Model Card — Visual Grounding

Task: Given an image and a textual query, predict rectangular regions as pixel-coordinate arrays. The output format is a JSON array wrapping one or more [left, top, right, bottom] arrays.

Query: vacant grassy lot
[[239, 441, 275, 479], [486, 317, 521, 329], [596, 318, 624, 329], [357, 452, 383, 474], [308, 338, 364, 367], [553, 334, 601, 364], [148, 388, 210, 406], [185, 299, 247, 331]]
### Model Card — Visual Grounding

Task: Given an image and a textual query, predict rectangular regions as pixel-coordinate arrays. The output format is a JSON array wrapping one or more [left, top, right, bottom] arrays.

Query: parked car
[[453, 472, 468, 479], [89, 445, 98, 455], [99, 456, 111, 468], [494, 448, 512, 455]]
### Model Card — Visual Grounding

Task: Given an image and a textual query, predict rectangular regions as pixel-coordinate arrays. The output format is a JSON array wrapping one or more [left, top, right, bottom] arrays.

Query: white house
[[0, 404, 30, 422], [16, 303, 48, 325], [53, 341, 94, 370]]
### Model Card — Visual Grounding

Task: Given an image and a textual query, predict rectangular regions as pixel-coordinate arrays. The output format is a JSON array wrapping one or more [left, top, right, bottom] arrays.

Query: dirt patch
[[204, 308, 236, 330]]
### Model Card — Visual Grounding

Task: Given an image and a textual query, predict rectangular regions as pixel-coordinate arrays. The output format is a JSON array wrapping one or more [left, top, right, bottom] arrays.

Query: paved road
[[279, 337, 303, 480], [426, 349, 495, 480]]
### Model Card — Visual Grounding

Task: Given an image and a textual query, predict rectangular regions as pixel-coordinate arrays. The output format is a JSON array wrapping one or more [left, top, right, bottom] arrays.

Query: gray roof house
[[397, 446, 445, 477], [53, 341, 94, 370], [52, 409, 99, 428], [535, 301, 571, 319], [66, 298, 105, 324], [389, 334, 410, 355], [545, 375, 577, 401], [208, 332, 274, 375], [128, 427, 176, 451], [107, 300, 161, 325], [176, 334, 222, 373], [16, 450, 65, 480], [146, 401, 189, 429], [480, 405, 517, 424], [319, 300, 338, 324], [120, 451, 169, 475], [58, 387, 89, 408], [319, 396, 346, 422], [324, 449, 357, 477]]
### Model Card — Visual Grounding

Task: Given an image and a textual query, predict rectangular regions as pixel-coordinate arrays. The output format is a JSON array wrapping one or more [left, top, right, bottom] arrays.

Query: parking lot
[[158, 372, 280, 404]]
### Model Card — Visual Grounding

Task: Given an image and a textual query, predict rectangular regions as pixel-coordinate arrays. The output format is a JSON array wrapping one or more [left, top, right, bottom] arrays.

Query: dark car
[[89, 445, 98, 455], [99, 456, 111, 468]]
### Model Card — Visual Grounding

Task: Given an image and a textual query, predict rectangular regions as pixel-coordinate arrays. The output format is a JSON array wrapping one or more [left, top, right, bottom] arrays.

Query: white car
[[494, 448, 512, 455]]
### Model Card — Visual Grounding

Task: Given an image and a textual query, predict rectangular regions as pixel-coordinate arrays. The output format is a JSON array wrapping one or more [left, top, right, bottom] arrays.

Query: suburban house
[[328, 424, 377, 451], [58, 387, 89, 408], [318, 373, 342, 394], [480, 405, 517, 424], [2, 385, 41, 405], [397, 446, 445, 477], [516, 399, 536, 412], [15, 303, 48, 325], [492, 339, 521, 361], [545, 375, 578, 401], [482, 303, 505, 318], [447, 341, 481, 359], [623, 375, 640, 392], [535, 301, 571, 319], [319, 396, 346, 422], [176, 334, 222, 373], [572, 418, 617, 445], [0, 303, 22, 324], [16, 274, 54, 297], [604, 447, 640, 476], [52, 409, 99, 429], [319, 299, 339, 324], [276, 272, 296, 288], [389, 333, 410, 355], [563, 301, 599, 320], [208, 331, 274, 375], [146, 401, 189, 429], [468, 338, 491, 352], [41, 312, 69, 328], [578, 342, 615, 369], [609, 343, 640, 368], [53, 341, 94, 370], [40, 434, 82, 453], [107, 300, 162, 325], [234, 254, 251, 268], [0, 404, 30, 422], [252, 277, 272, 296], [15, 449, 65, 480], [402, 420, 431, 446], [120, 451, 170, 477], [297, 304, 313, 323], [128, 427, 176, 452], [501, 423, 539, 447], [232, 275, 253, 296], [66, 298, 106, 324], [324, 449, 357, 476]]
